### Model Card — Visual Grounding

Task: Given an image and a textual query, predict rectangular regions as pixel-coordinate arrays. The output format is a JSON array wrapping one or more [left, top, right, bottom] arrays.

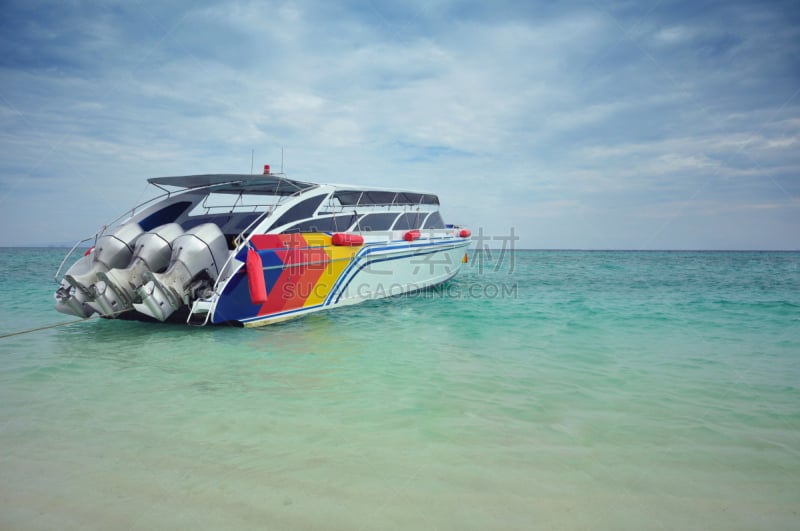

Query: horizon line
[[1, 245, 798, 253]]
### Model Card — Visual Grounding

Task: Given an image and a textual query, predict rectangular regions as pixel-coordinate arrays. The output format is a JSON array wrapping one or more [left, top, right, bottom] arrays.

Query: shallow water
[[1, 248, 799, 529]]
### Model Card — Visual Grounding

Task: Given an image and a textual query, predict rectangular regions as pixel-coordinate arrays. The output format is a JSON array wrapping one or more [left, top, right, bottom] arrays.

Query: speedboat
[[54, 165, 471, 327]]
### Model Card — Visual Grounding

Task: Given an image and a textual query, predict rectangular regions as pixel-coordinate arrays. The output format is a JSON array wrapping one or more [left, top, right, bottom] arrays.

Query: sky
[[0, 0, 798, 249]]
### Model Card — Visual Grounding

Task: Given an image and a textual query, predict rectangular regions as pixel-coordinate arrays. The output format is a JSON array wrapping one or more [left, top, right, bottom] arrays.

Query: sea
[[1, 247, 798, 530]]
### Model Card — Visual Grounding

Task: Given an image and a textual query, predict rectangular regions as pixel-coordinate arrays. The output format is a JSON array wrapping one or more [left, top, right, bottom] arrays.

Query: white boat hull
[[207, 233, 469, 327]]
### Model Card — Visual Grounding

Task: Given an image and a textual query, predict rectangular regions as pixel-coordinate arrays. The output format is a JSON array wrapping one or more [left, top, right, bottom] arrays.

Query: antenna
[[250, 149, 254, 175], [281, 147, 284, 174]]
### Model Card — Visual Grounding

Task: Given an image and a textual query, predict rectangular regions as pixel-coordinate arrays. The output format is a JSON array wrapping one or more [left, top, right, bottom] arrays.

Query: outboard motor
[[89, 223, 184, 317], [54, 253, 96, 318], [134, 223, 229, 321], [55, 222, 144, 317]]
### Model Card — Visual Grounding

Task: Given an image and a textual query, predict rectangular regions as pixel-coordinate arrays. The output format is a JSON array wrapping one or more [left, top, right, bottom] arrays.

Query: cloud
[[0, 0, 799, 249]]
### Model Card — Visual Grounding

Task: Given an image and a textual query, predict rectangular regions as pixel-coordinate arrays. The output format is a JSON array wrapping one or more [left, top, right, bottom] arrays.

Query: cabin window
[[138, 201, 192, 231], [333, 190, 440, 206], [356, 213, 399, 231], [422, 211, 445, 229], [392, 212, 424, 230], [282, 214, 357, 234], [333, 190, 362, 205], [269, 194, 327, 230]]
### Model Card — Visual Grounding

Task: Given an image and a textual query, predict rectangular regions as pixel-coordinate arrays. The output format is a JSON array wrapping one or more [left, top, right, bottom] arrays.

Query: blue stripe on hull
[[213, 238, 468, 325]]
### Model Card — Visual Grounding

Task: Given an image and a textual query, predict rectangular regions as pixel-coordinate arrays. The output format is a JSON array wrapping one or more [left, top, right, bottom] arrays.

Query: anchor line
[[0, 317, 94, 339], [0, 306, 135, 340]]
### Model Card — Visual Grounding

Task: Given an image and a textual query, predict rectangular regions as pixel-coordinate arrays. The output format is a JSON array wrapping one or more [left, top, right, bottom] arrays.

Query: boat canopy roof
[[147, 174, 316, 195], [148, 173, 440, 205]]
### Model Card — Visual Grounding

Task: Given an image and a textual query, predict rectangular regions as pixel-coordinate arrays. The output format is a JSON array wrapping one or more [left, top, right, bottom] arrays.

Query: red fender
[[403, 230, 421, 242], [246, 249, 268, 304], [332, 232, 365, 246]]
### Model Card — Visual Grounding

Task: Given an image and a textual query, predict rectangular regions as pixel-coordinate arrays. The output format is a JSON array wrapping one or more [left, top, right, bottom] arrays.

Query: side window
[[268, 194, 327, 230], [282, 214, 357, 234], [422, 211, 445, 229], [392, 212, 424, 230], [356, 213, 398, 231]]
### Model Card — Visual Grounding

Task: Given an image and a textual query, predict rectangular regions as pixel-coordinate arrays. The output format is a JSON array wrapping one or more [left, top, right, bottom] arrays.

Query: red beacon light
[[263, 164, 271, 174]]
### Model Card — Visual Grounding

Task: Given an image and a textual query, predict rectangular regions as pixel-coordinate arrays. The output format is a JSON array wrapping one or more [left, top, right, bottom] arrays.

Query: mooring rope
[[0, 317, 93, 340]]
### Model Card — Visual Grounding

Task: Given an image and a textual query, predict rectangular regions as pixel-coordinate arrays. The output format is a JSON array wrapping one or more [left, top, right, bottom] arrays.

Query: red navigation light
[[263, 164, 271, 174]]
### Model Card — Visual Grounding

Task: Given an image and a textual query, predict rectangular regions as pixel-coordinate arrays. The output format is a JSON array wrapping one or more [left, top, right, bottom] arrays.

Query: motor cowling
[[90, 223, 184, 317], [55, 222, 144, 317], [133, 223, 229, 321]]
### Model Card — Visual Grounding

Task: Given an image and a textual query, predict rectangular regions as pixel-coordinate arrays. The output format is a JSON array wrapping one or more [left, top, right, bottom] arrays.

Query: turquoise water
[[1, 248, 799, 530]]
